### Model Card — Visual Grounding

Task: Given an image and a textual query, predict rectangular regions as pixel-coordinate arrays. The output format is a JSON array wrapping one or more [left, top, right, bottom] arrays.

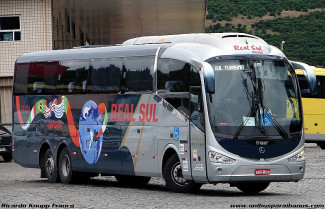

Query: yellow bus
[[296, 67, 325, 149]]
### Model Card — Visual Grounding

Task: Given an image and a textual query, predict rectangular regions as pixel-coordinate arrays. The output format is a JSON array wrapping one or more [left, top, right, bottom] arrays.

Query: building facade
[[0, 0, 52, 124], [0, 0, 207, 124]]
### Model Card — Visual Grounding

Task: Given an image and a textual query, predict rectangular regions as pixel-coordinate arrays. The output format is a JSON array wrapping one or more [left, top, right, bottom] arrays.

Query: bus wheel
[[115, 175, 151, 186], [317, 142, 325, 150], [2, 153, 12, 162], [163, 154, 202, 193], [235, 182, 270, 194], [59, 147, 74, 184], [44, 149, 58, 183]]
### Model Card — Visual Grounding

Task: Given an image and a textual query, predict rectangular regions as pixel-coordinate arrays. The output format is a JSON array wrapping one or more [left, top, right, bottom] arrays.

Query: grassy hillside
[[206, 0, 325, 67]]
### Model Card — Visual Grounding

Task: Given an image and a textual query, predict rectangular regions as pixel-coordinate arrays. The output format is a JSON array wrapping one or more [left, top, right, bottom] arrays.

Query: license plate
[[0, 148, 6, 152], [255, 169, 271, 175]]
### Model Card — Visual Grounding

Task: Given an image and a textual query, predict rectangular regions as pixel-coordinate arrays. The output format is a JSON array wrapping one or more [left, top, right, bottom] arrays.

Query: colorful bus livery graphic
[[16, 95, 160, 164], [16, 96, 109, 164], [79, 101, 107, 164]]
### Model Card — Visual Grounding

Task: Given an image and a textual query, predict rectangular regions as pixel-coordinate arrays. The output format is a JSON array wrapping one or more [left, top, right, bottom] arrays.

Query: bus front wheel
[[59, 147, 74, 184], [44, 149, 58, 183], [235, 182, 270, 194], [163, 154, 202, 193]]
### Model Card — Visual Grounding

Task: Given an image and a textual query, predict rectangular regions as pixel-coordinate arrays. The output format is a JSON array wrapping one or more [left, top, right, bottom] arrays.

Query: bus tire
[[163, 154, 202, 193], [44, 149, 58, 183], [59, 147, 74, 184], [2, 153, 12, 162], [115, 175, 151, 186], [235, 182, 270, 194]]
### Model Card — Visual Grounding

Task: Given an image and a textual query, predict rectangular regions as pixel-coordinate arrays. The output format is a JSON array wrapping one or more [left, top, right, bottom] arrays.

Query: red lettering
[[117, 104, 123, 122], [139, 104, 145, 122], [47, 121, 63, 130], [146, 104, 153, 122], [130, 104, 136, 122], [21, 105, 30, 111], [153, 104, 158, 122], [111, 104, 117, 121], [234, 45, 250, 51], [123, 104, 130, 122]]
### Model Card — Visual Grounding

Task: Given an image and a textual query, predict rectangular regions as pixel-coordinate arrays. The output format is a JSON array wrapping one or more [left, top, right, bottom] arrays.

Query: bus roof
[[123, 33, 286, 58], [16, 33, 286, 67], [16, 44, 163, 64]]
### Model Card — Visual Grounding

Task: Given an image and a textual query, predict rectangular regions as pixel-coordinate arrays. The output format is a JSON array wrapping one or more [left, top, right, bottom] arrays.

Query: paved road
[[1, 144, 324, 209]]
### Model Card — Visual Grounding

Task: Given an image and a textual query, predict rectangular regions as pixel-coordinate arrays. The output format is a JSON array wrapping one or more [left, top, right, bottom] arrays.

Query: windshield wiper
[[261, 106, 289, 139], [233, 68, 267, 139], [233, 101, 257, 139]]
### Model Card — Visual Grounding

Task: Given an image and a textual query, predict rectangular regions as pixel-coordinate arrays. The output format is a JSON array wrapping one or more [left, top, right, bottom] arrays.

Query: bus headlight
[[208, 151, 236, 164], [288, 149, 305, 162]]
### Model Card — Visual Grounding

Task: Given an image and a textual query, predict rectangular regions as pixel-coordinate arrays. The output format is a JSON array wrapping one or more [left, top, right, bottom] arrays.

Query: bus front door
[[189, 87, 208, 182]]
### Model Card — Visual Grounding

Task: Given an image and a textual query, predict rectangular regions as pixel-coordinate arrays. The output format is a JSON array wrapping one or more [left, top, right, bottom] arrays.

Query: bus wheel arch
[[162, 147, 178, 173]]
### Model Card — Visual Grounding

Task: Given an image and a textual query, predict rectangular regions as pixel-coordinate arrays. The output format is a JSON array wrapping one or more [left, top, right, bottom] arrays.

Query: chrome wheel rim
[[171, 162, 189, 186], [45, 155, 54, 176]]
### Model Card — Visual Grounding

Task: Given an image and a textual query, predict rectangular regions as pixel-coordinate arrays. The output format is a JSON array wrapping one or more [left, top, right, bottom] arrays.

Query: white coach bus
[[12, 33, 316, 193]]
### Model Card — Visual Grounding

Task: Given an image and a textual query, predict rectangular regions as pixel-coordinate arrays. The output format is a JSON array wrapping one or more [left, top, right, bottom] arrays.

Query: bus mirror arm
[[290, 61, 317, 95]]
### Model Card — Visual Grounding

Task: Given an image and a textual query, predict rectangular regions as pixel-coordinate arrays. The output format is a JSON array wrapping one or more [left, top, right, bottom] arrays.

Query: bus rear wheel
[[115, 175, 151, 186], [59, 147, 74, 184], [44, 149, 58, 183], [235, 182, 270, 194], [163, 154, 202, 193]]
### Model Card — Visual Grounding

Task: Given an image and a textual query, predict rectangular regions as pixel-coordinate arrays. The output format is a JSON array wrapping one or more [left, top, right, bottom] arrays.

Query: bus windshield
[[207, 59, 301, 139]]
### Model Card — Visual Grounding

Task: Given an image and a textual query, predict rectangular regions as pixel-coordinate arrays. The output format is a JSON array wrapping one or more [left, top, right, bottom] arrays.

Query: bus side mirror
[[202, 62, 215, 94], [290, 61, 317, 95]]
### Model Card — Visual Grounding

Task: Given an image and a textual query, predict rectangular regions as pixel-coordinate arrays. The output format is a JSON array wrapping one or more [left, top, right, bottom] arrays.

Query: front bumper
[[207, 161, 305, 183]]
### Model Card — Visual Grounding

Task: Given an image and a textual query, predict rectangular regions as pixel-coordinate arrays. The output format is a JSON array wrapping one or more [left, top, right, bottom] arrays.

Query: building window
[[65, 10, 70, 33], [0, 16, 21, 41], [72, 21, 75, 39]]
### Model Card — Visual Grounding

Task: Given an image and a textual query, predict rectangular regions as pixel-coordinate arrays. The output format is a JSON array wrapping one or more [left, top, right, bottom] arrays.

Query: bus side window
[[89, 58, 122, 94], [58, 60, 89, 94], [14, 63, 29, 95], [124, 56, 154, 92], [298, 75, 322, 98], [190, 88, 204, 131], [190, 66, 201, 87], [157, 59, 190, 92], [28, 62, 58, 95], [157, 59, 194, 117]]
